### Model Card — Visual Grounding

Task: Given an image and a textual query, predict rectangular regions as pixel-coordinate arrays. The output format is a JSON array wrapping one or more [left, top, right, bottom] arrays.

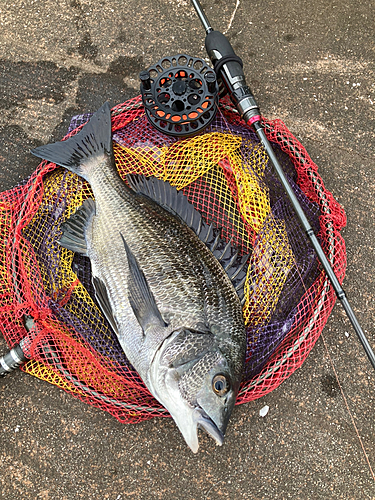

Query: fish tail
[[30, 102, 113, 181]]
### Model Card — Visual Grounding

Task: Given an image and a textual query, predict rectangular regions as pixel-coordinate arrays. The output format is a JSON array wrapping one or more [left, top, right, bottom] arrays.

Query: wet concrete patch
[[283, 34, 297, 42], [0, 60, 79, 108], [75, 33, 99, 61], [51, 106, 84, 142], [51, 57, 141, 138], [0, 57, 140, 142], [75, 67, 138, 113], [108, 55, 144, 76], [67, 0, 101, 64], [320, 374, 340, 398]]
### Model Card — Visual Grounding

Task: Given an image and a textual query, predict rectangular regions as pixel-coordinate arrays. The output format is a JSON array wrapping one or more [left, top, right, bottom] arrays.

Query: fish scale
[[86, 168, 202, 372], [91, 183, 223, 329], [31, 102, 247, 453]]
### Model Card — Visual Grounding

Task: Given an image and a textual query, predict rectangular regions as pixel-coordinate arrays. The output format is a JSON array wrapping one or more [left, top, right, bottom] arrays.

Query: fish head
[[149, 327, 244, 453]]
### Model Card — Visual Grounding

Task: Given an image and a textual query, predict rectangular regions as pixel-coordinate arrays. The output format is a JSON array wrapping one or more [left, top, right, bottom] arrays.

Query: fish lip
[[195, 407, 224, 447]]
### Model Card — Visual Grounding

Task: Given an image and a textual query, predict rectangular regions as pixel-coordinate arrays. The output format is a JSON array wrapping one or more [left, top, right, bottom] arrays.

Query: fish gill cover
[[0, 96, 346, 423]]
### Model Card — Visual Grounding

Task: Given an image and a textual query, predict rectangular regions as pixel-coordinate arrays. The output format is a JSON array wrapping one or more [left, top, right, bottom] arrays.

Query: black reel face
[[140, 54, 219, 137]]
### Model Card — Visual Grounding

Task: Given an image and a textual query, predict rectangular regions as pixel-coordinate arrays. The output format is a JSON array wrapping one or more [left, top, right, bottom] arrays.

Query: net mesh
[[0, 96, 347, 422]]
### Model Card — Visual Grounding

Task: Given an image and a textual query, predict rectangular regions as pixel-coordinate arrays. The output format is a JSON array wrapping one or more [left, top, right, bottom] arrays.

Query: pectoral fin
[[120, 233, 167, 334]]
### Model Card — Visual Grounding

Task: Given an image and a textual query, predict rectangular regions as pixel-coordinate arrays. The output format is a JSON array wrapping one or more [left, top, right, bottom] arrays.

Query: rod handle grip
[[205, 30, 244, 78]]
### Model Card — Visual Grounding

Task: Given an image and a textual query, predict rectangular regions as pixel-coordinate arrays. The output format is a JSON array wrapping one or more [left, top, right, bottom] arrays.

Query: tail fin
[[30, 102, 113, 181]]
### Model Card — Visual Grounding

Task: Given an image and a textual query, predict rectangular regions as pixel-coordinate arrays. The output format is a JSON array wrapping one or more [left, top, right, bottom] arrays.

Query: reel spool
[[140, 54, 219, 137]]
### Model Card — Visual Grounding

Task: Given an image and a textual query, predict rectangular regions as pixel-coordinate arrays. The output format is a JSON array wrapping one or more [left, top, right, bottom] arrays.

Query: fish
[[31, 102, 249, 453]]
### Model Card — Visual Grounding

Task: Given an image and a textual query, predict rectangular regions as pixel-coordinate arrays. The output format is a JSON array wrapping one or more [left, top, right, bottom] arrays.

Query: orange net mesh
[[0, 96, 347, 422]]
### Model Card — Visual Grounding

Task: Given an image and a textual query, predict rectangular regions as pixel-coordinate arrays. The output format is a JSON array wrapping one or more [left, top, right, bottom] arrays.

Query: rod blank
[[190, 0, 375, 371]]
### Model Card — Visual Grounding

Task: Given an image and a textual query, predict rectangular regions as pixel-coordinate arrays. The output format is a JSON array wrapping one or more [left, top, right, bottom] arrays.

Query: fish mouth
[[174, 406, 224, 454], [148, 333, 226, 453], [196, 408, 224, 447]]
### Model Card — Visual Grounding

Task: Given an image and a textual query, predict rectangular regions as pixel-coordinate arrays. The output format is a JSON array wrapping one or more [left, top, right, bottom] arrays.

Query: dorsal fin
[[126, 174, 251, 302]]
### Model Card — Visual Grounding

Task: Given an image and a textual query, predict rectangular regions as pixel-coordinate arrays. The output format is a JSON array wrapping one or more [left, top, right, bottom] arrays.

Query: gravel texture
[[0, 1, 374, 498]]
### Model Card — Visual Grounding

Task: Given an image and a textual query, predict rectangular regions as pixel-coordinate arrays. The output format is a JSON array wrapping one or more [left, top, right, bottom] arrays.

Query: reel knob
[[139, 70, 152, 91], [140, 54, 219, 137]]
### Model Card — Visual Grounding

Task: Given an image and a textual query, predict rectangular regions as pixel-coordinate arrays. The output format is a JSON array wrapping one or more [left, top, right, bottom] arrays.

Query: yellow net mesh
[[0, 99, 347, 422]]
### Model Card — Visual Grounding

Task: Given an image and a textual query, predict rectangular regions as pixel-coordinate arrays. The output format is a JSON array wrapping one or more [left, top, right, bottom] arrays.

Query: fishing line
[[223, 0, 240, 35], [320, 331, 375, 483]]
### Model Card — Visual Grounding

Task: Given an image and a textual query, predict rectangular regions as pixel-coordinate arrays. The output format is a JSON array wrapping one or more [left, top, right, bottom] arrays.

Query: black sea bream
[[31, 103, 248, 453]]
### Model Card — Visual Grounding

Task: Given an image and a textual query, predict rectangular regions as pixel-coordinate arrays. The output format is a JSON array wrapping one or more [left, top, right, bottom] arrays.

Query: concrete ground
[[0, 0, 374, 498]]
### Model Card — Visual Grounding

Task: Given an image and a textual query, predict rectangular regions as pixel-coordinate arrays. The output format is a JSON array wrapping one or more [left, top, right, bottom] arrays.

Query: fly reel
[[140, 54, 219, 137]]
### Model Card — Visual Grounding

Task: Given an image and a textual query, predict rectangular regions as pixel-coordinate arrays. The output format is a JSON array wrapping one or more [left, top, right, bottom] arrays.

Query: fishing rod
[[190, 0, 375, 371]]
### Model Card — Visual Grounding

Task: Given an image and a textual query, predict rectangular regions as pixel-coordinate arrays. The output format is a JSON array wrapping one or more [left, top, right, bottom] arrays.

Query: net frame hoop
[[237, 119, 338, 398], [1, 97, 343, 417]]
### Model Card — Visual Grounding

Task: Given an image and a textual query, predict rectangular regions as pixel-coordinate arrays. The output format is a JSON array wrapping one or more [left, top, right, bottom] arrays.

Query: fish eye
[[212, 374, 229, 396]]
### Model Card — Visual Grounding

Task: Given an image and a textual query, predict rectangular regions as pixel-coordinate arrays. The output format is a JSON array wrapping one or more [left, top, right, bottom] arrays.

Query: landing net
[[0, 97, 346, 422]]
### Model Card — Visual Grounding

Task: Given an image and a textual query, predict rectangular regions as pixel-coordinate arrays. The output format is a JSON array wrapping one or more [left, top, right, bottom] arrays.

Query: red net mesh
[[0, 96, 346, 422]]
